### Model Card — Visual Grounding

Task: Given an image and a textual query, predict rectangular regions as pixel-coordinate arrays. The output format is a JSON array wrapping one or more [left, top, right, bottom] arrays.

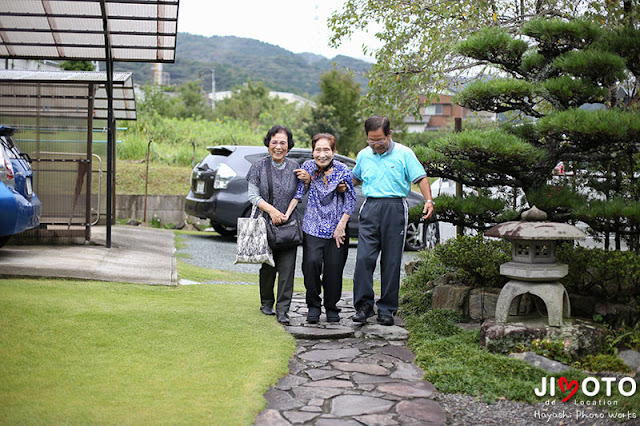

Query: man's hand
[[422, 201, 435, 220], [294, 168, 311, 184]]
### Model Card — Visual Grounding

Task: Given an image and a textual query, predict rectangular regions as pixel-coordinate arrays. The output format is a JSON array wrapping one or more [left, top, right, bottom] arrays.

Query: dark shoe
[[326, 312, 341, 323], [377, 314, 394, 326], [307, 306, 321, 324], [351, 305, 374, 323], [277, 311, 290, 325], [260, 306, 275, 316]]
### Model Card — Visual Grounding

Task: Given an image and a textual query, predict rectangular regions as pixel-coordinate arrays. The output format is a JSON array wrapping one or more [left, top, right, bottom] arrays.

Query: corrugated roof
[[0, 0, 178, 62], [0, 70, 136, 120]]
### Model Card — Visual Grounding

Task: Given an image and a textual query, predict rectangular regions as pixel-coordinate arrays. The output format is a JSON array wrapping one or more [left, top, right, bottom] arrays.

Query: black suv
[[185, 145, 438, 250]]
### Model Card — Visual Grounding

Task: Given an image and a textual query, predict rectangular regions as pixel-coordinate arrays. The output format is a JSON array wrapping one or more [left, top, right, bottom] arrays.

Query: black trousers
[[302, 232, 349, 314], [259, 246, 297, 313], [353, 198, 407, 316]]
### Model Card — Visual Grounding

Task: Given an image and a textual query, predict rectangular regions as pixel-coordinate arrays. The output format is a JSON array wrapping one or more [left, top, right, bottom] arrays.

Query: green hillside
[[114, 33, 371, 96]]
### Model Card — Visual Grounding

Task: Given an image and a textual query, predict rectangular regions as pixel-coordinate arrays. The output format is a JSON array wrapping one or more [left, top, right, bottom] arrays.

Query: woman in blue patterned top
[[285, 133, 356, 323]]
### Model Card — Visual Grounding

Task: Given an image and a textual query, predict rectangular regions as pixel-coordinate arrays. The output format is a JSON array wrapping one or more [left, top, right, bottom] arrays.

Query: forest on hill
[[114, 33, 372, 96]]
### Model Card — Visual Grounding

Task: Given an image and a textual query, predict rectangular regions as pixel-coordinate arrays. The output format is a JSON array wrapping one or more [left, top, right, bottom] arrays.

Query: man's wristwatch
[[425, 199, 435, 205]]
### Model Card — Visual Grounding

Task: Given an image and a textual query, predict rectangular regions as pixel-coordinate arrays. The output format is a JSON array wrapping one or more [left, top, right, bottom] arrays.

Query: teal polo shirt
[[352, 140, 427, 198]]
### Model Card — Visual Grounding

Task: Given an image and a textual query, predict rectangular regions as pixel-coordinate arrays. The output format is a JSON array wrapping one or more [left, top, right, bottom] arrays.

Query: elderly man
[[351, 115, 434, 326]]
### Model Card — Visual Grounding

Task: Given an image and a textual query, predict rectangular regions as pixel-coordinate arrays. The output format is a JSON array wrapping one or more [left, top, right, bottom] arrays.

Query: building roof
[[0, 70, 136, 120], [0, 0, 178, 62]]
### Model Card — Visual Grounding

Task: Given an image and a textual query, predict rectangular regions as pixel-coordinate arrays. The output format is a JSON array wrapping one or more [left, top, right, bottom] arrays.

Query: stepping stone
[[291, 386, 343, 401], [285, 326, 355, 340], [305, 368, 342, 381], [377, 381, 436, 398], [264, 389, 304, 411], [254, 409, 291, 426], [379, 345, 416, 362], [332, 361, 390, 376], [355, 414, 399, 425], [330, 395, 394, 417], [390, 362, 425, 381], [303, 379, 353, 388], [358, 324, 409, 340], [299, 348, 360, 362], [283, 411, 319, 424], [396, 399, 447, 424]]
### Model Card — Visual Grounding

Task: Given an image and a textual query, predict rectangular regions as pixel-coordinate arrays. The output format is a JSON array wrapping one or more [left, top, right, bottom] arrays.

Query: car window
[[245, 153, 269, 164]]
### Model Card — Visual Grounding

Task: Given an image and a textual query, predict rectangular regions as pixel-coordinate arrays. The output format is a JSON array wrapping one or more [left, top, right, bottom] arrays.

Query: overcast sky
[[177, 0, 379, 62]]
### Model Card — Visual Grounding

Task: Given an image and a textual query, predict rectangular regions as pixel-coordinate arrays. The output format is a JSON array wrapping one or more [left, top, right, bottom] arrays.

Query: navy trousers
[[353, 198, 407, 316]]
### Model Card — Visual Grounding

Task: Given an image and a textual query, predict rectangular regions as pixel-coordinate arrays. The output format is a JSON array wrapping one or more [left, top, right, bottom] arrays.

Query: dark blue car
[[0, 126, 41, 247]]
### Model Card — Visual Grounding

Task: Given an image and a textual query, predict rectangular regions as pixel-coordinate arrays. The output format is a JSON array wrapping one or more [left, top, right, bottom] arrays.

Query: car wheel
[[404, 221, 439, 251], [213, 224, 237, 237], [0, 235, 10, 248]]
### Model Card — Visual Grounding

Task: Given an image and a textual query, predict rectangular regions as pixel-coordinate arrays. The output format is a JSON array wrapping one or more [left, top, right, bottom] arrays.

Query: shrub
[[557, 243, 640, 303], [575, 354, 632, 374], [400, 249, 451, 317], [434, 234, 511, 288]]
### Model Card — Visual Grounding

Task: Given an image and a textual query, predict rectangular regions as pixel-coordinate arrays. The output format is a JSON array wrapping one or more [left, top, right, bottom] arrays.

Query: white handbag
[[235, 205, 275, 267]]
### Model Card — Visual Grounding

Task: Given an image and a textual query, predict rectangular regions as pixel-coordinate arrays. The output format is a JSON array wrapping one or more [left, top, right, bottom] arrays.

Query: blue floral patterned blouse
[[295, 159, 356, 239]]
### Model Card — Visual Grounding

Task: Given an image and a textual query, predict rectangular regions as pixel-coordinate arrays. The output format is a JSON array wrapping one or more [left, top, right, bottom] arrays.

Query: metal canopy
[[0, 0, 180, 247], [0, 0, 178, 62], [0, 70, 136, 120]]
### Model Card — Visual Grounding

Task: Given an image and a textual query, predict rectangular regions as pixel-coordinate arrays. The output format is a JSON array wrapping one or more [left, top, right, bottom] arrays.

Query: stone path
[[255, 292, 447, 425]]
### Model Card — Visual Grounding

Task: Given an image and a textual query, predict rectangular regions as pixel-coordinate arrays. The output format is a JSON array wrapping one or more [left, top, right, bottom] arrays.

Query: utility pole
[[211, 68, 216, 110]]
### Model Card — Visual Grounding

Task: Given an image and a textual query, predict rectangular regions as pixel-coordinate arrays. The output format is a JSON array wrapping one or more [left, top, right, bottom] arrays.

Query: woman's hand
[[294, 168, 311, 184], [269, 209, 287, 225], [333, 221, 347, 248]]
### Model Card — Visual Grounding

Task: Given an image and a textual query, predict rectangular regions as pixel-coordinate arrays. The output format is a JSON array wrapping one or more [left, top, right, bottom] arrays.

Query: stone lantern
[[484, 206, 586, 327]]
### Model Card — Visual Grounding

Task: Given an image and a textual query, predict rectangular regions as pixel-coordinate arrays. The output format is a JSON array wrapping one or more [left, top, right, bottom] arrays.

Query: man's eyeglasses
[[367, 138, 387, 146]]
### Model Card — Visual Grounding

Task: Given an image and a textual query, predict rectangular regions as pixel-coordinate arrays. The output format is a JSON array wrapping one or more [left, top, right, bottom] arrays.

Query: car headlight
[[213, 163, 236, 189]]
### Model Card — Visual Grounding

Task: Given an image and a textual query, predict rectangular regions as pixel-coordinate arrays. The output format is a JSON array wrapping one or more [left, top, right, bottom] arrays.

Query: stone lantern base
[[495, 280, 571, 327]]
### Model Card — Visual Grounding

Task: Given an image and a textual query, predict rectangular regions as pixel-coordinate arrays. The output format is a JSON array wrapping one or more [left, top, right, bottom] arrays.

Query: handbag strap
[[265, 159, 274, 204], [250, 203, 259, 219]]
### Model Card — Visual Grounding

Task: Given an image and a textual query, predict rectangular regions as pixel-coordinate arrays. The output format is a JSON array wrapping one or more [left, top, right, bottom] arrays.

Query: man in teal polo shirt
[[351, 115, 434, 326]]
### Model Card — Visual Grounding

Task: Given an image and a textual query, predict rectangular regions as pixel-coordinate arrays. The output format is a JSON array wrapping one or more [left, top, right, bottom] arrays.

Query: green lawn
[[0, 278, 295, 424]]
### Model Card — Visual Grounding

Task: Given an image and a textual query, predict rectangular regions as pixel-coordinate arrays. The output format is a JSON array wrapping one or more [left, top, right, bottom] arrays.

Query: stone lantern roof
[[484, 206, 586, 241]]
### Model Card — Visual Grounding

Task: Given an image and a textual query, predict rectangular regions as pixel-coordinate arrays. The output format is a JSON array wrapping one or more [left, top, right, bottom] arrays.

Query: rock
[[379, 345, 416, 362], [377, 381, 436, 398], [303, 379, 353, 388], [481, 318, 609, 357], [569, 294, 598, 317], [431, 284, 471, 314], [432, 272, 463, 287], [285, 326, 355, 340], [282, 411, 319, 424], [330, 395, 394, 417], [332, 361, 391, 376], [404, 259, 423, 276], [508, 351, 570, 373], [298, 348, 360, 362], [354, 414, 399, 425], [359, 324, 409, 340], [390, 362, 424, 381], [254, 409, 291, 426], [126, 219, 140, 226], [395, 399, 447, 424], [264, 389, 304, 411], [275, 375, 309, 390], [619, 350, 640, 371], [305, 368, 342, 381], [595, 302, 638, 326], [467, 287, 501, 322]]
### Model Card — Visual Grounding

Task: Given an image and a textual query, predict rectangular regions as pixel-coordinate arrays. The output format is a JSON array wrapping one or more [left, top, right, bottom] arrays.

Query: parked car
[[0, 126, 41, 248], [185, 145, 439, 251]]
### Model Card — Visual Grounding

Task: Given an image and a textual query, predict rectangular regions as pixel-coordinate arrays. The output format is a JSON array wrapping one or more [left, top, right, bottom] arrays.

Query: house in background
[[210, 90, 316, 108], [403, 91, 497, 132]]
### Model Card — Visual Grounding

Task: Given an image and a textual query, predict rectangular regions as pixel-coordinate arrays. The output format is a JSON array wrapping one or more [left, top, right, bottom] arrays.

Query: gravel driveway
[[176, 232, 420, 282]]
